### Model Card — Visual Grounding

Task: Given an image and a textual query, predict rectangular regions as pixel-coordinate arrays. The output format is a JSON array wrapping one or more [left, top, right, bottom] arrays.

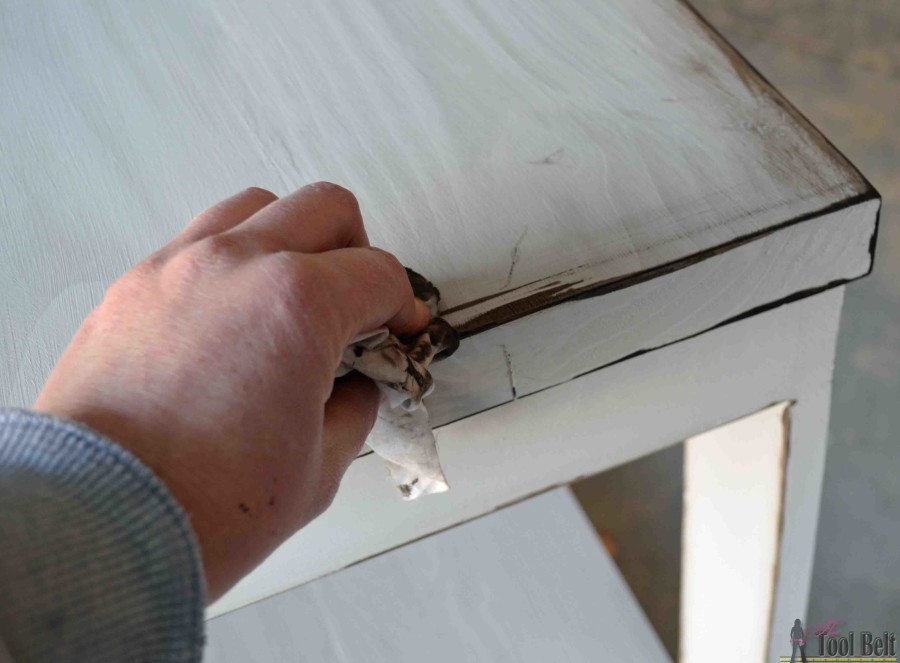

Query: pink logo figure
[[791, 619, 808, 663]]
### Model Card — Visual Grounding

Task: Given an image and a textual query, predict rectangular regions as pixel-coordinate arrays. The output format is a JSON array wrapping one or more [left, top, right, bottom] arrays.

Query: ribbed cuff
[[0, 408, 206, 663]]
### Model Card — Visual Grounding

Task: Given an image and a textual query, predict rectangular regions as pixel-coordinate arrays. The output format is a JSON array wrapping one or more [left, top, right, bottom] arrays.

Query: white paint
[[680, 402, 789, 663], [209, 288, 844, 621], [426, 199, 877, 427], [0, 3, 868, 655], [0, 0, 871, 408], [204, 487, 671, 663]]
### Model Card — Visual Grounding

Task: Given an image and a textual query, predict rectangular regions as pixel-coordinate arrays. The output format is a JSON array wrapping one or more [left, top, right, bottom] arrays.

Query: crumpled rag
[[334, 269, 459, 500]]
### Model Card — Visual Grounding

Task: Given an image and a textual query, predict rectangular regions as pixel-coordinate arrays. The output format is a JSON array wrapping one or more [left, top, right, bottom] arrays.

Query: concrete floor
[[574, 0, 900, 654]]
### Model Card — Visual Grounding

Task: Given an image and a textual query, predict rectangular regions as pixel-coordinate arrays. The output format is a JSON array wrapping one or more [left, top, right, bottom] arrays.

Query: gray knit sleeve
[[0, 408, 206, 662]]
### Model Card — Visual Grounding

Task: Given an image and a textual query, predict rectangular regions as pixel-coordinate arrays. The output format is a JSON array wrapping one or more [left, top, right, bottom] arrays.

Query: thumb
[[320, 373, 380, 492]]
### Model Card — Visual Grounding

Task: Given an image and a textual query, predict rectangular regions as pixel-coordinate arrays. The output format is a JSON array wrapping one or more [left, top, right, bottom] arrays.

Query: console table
[[0, 0, 879, 660]]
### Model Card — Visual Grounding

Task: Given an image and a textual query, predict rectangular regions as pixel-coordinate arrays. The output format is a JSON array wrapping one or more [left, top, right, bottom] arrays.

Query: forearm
[[0, 408, 205, 663]]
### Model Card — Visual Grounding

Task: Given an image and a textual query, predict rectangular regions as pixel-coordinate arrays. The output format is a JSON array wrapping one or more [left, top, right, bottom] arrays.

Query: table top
[[0, 0, 877, 406]]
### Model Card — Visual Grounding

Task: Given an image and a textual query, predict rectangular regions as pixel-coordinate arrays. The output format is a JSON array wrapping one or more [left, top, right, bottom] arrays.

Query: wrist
[[31, 397, 236, 601]]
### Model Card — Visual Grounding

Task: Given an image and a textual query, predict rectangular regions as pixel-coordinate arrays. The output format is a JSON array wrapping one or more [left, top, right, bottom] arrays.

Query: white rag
[[334, 270, 458, 500]]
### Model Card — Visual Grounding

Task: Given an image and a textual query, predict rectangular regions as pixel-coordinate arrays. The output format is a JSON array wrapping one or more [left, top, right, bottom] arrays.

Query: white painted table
[[0, 0, 880, 660]]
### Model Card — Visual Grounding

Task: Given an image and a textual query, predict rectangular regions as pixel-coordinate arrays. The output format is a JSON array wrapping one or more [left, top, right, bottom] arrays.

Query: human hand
[[33, 183, 432, 603]]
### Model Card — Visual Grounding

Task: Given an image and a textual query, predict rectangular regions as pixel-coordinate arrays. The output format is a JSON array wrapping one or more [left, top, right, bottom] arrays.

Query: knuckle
[[243, 186, 278, 203], [271, 253, 321, 292], [102, 271, 142, 305], [138, 246, 172, 273], [305, 181, 359, 209], [162, 234, 246, 283], [127, 257, 163, 284], [107, 248, 173, 298], [103, 264, 159, 311], [198, 232, 247, 259], [367, 245, 402, 270], [262, 254, 328, 319], [367, 247, 408, 287]]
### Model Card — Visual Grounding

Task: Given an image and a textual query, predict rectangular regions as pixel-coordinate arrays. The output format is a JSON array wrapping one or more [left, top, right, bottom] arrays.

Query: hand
[[33, 183, 432, 603]]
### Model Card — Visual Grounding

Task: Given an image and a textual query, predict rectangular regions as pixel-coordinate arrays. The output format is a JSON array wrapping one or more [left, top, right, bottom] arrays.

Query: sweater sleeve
[[0, 408, 206, 663]]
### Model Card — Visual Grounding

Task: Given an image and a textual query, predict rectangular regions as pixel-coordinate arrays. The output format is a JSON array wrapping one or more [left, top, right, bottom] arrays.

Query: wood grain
[[205, 488, 672, 663], [0, 0, 876, 409], [210, 288, 844, 618], [0, 3, 876, 650], [417, 198, 877, 430]]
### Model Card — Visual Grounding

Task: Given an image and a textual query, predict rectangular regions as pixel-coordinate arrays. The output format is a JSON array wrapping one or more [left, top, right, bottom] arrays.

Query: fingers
[[171, 182, 431, 346], [320, 373, 380, 493], [303, 247, 433, 341], [231, 181, 370, 253], [173, 187, 278, 249]]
